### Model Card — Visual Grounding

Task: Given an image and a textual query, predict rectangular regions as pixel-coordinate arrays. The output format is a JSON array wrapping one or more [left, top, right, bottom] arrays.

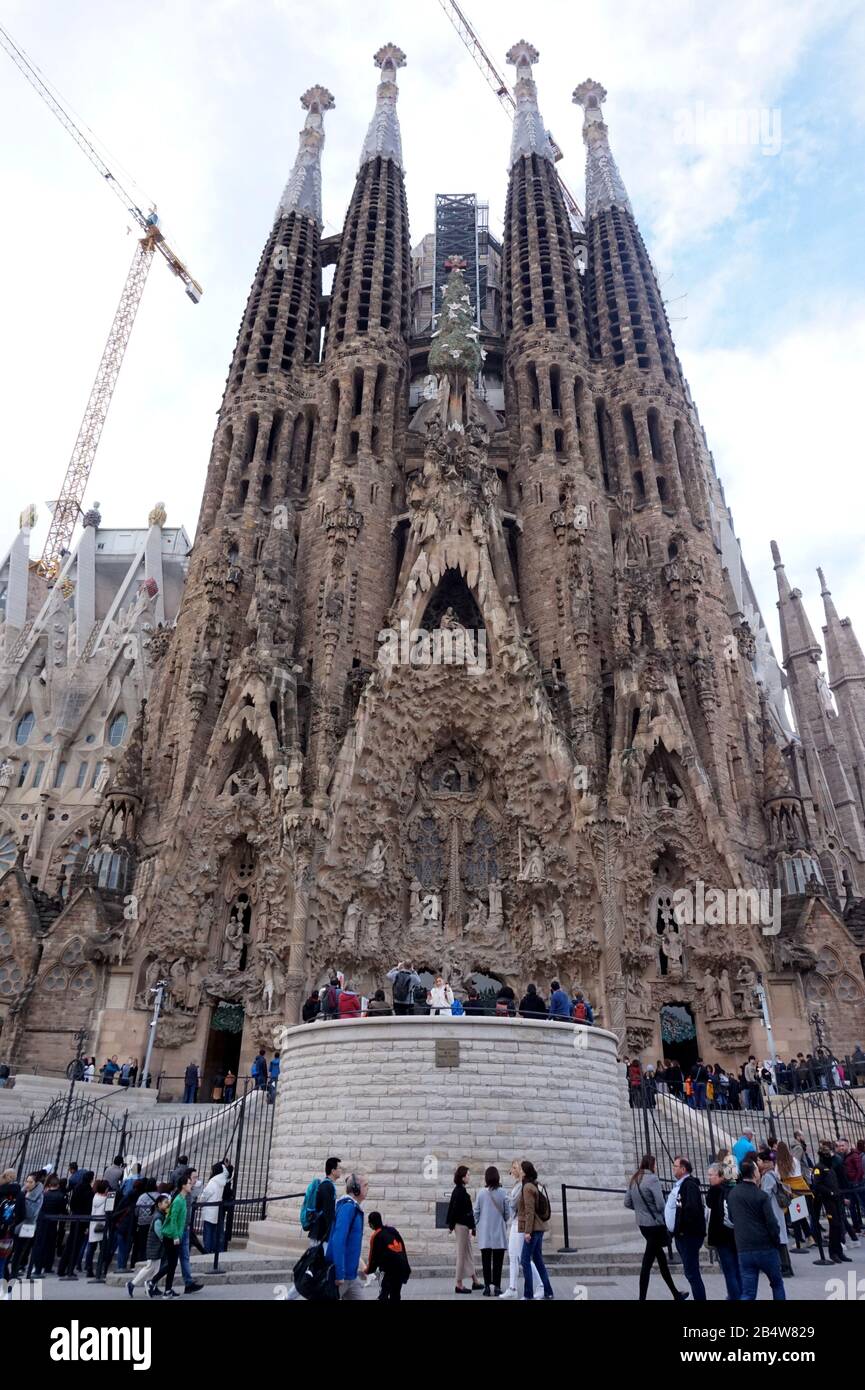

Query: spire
[[572, 79, 632, 218], [359, 44, 406, 169], [771, 540, 821, 665], [506, 41, 555, 166], [820, 567, 865, 688], [275, 86, 335, 226]]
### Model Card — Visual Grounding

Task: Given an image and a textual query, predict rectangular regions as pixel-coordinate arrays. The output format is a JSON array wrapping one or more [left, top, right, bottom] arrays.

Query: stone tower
[[3, 39, 865, 1081]]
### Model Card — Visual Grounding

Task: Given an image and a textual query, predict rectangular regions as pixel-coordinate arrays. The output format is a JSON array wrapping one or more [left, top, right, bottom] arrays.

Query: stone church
[[2, 42, 864, 1087]]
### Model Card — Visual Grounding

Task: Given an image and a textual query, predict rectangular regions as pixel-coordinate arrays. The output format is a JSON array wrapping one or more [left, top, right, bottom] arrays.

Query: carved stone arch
[[640, 741, 686, 811], [216, 729, 269, 801], [420, 569, 486, 633]]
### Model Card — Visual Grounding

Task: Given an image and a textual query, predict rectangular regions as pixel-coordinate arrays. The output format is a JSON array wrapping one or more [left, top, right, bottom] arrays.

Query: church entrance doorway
[[203, 1003, 244, 1099], [659, 1001, 698, 1073]]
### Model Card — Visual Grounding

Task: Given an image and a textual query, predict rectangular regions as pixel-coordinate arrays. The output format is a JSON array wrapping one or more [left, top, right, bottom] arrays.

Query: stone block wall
[[250, 1014, 630, 1257]]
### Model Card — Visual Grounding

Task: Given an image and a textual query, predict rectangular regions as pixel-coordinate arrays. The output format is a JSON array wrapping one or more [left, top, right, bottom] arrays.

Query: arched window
[[15, 712, 35, 745], [0, 833, 17, 872], [108, 713, 128, 747], [463, 815, 499, 889]]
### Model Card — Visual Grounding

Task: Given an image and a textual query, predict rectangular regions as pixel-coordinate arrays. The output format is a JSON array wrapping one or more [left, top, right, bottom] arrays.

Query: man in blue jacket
[[548, 980, 572, 1021], [326, 1173, 369, 1300]]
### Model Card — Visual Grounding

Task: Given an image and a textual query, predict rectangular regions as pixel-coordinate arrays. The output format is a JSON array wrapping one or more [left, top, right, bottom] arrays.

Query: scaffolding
[[433, 193, 481, 326]]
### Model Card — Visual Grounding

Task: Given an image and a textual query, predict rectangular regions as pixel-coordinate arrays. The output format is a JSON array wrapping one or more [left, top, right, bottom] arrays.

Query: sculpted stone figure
[[223, 908, 246, 969], [662, 928, 684, 979], [518, 838, 544, 882], [487, 877, 503, 928], [718, 968, 734, 1018], [169, 957, 189, 1010], [531, 901, 546, 953], [342, 900, 363, 949], [548, 901, 567, 953], [364, 909, 382, 952], [700, 968, 719, 1020], [258, 945, 285, 1014], [363, 839, 387, 879]]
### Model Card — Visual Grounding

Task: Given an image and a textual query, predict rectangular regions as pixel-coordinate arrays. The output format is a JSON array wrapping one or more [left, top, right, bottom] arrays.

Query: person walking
[[199, 1161, 232, 1254], [624, 1154, 688, 1301], [517, 1160, 555, 1300], [148, 1173, 194, 1298], [811, 1142, 849, 1264], [326, 1173, 369, 1300], [366, 1210, 411, 1301], [268, 1052, 280, 1103], [386, 961, 421, 1016], [727, 1157, 786, 1299], [517, 983, 546, 1019], [447, 1165, 480, 1294], [83, 1179, 110, 1279], [757, 1150, 794, 1277], [428, 975, 454, 1017], [127, 1194, 170, 1298], [548, 979, 571, 1022], [182, 1060, 200, 1104], [251, 1049, 268, 1091], [705, 1163, 741, 1300], [474, 1166, 510, 1296], [665, 1156, 706, 1301]]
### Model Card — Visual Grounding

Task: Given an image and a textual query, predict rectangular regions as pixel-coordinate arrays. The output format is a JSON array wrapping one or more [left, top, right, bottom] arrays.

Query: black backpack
[[535, 1184, 552, 1222], [392, 971, 412, 1003]]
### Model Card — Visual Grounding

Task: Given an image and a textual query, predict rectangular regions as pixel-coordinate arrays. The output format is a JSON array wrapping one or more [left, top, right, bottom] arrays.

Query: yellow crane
[[0, 23, 203, 581], [437, 0, 584, 233]]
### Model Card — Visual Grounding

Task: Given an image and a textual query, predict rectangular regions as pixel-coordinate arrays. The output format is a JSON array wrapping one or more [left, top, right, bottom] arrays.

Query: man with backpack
[[326, 1173, 369, 1300], [300, 1157, 342, 1246], [320, 975, 343, 1020], [386, 961, 421, 1016], [366, 1209, 411, 1301], [571, 991, 594, 1025]]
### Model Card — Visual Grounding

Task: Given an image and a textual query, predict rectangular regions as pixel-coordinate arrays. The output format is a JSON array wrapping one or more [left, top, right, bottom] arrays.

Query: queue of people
[[0, 1148, 234, 1296]]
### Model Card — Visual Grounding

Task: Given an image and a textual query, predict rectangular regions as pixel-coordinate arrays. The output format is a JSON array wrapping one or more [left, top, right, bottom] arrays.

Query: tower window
[[32, 761, 45, 789], [17, 761, 30, 787], [76, 763, 88, 789], [15, 712, 35, 745], [53, 761, 67, 789], [108, 713, 128, 747]]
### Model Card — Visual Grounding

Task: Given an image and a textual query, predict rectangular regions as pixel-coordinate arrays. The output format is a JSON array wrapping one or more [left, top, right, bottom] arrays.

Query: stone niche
[[247, 1015, 634, 1258]]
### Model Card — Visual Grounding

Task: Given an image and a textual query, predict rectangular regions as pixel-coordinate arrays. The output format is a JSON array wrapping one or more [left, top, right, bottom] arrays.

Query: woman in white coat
[[502, 1159, 539, 1297], [427, 976, 453, 1016], [199, 1160, 233, 1254]]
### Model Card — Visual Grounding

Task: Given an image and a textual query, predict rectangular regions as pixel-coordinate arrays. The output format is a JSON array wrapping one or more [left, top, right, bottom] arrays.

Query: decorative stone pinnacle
[[770, 540, 783, 566], [360, 45, 406, 169], [506, 39, 554, 168], [301, 85, 335, 114], [275, 83, 334, 226], [505, 40, 540, 70], [374, 44, 406, 73], [573, 77, 631, 217], [817, 567, 830, 594]]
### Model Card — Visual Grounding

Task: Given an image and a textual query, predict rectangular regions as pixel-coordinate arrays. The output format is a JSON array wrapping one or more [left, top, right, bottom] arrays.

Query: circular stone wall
[[249, 1015, 632, 1257]]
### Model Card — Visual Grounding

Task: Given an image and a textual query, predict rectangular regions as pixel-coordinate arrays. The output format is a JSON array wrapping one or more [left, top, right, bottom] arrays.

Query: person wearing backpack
[[148, 1172, 194, 1298], [320, 975, 343, 1020], [366, 1210, 411, 1301], [300, 1156, 342, 1246], [127, 1194, 170, 1298], [386, 961, 421, 1016], [624, 1154, 688, 1302], [705, 1163, 741, 1300], [571, 991, 594, 1025], [516, 1160, 554, 1300], [757, 1150, 793, 1277], [326, 1173, 369, 1300]]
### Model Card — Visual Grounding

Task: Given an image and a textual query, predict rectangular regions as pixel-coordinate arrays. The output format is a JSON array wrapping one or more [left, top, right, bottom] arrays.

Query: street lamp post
[[140, 980, 166, 1092]]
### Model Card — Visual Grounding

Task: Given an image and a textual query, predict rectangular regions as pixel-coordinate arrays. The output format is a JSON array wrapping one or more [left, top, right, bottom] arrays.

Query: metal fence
[[0, 1085, 275, 1240], [628, 1070, 865, 1186]]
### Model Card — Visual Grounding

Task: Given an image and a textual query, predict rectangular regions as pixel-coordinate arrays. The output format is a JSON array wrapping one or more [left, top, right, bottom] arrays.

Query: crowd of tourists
[[291, 1153, 555, 1301], [627, 1046, 865, 1111], [0, 1149, 234, 1298], [302, 963, 595, 1026], [627, 1130, 865, 1301]]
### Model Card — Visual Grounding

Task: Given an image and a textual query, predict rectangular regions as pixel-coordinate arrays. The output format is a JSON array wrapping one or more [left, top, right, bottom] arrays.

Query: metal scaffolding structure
[[434, 193, 481, 325]]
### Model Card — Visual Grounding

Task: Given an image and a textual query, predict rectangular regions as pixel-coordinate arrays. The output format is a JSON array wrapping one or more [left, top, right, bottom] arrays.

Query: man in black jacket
[[727, 1158, 786, 1300], [669, 1156, 706, 1301], [811, 1144, 849, 1264]]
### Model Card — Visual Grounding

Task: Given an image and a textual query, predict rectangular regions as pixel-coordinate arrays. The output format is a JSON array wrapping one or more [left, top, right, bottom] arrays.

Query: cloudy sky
[[1, 0, 863, 663]]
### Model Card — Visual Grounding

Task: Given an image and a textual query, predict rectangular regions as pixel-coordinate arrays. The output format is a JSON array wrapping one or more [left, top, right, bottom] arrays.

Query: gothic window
[[0, 833, 17, 873], [0, 925, 12, 954], [0, 962, 23, 997], [414, 815, 444, 888], [69, 967, 97, 995], [15, 712, 34, 745], [815, 946, 841, 977], [463, 814, 498, 890], [62, 939, 85, 966], [836, 973, 864, 1003], [108, 713, 128, 747], [42, 965, 69, 991], [805, 974, 832, 1006]]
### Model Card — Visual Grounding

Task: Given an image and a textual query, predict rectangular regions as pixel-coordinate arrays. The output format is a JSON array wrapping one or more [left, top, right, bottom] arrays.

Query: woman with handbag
[[624, 1154, 688, 1301], [9, 1171, 44, 1279], [446, 1165, 481, 1294], [84, 1179, 111, 1278]]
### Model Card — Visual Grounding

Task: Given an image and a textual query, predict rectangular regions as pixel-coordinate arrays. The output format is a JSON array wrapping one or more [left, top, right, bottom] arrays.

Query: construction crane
[[0, 23, 203, 580], [437, 0, 584, 231]]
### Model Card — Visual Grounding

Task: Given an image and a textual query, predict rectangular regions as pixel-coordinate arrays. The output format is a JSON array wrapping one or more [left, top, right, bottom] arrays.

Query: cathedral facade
[[2, 43, 865, 1087]]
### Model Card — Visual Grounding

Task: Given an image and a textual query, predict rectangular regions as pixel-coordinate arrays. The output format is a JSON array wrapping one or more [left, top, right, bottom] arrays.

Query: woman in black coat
[[446, 1165, 480, 1294], [32, 1177, 67, 1276]]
